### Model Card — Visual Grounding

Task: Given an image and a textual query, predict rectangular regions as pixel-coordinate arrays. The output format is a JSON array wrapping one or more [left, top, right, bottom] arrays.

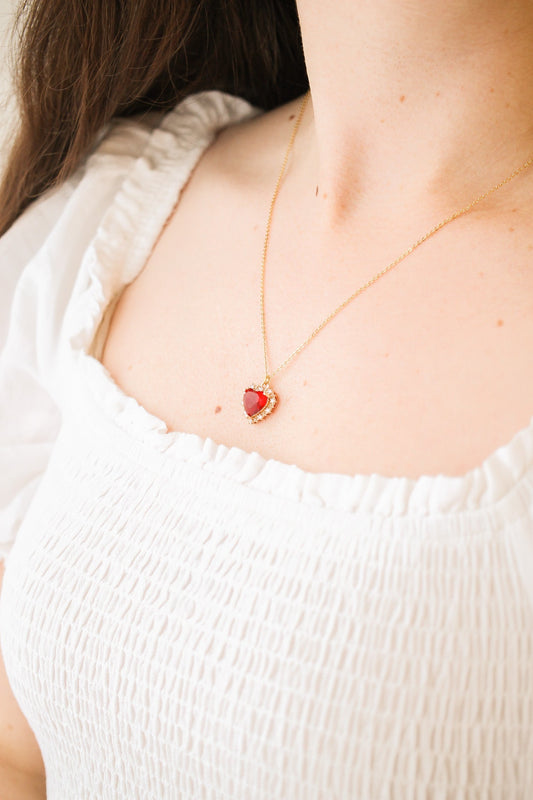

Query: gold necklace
[[242, 89, 533, 423]]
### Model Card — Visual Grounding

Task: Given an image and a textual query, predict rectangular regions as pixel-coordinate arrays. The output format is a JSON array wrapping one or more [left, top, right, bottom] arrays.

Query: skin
[[4, 0, 533, 792], [0, 564, 46, 798], [99, 0, 533, 479]]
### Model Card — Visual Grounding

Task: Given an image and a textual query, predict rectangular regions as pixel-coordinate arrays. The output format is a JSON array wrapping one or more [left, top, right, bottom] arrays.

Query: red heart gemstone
[[243, 388, 269, 417]]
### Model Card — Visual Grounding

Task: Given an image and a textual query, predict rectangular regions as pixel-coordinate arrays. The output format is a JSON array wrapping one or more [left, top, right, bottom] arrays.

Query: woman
[[0, 0, 532, 797]]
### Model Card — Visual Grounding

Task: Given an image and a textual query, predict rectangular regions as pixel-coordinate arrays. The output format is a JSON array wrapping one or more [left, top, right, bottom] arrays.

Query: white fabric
[[0, 89, 532, 800]]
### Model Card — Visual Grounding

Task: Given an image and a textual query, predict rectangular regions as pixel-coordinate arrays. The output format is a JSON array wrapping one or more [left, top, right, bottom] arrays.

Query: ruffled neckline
[[65, 89, 533, 519]]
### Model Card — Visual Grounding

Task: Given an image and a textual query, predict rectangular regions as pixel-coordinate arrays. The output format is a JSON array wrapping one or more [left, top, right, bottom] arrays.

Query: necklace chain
[[259, 89, 533, 385]]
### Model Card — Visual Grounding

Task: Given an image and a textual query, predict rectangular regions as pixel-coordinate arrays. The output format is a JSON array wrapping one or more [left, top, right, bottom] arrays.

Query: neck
[[295, 0, 533, 227]]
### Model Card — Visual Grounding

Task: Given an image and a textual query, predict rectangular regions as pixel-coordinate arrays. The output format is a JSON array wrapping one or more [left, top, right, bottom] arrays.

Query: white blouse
[[0, 89, 532, 800]]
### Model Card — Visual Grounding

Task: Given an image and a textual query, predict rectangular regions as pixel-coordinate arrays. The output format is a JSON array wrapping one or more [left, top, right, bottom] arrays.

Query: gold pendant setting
[[242, 382, 278, 423]]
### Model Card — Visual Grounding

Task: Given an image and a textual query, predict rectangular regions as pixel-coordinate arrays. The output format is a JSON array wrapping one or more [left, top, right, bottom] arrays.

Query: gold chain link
[[260, 89, 533, 384]]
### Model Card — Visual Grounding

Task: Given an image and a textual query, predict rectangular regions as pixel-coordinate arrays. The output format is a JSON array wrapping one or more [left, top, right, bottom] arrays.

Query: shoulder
[[0, 90, 260, 283], [0, 110, 162, 283], [0, 90, 261, 265], [0, 91, 262, 387], [0, 111, 158, 363]]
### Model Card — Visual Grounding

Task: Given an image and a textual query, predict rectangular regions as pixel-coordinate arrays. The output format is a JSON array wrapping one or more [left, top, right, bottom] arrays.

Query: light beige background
[[0, 0, 16, 171]]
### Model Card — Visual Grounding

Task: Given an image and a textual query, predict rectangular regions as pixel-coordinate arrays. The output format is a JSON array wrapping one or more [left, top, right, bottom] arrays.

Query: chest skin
[[99, 102, 533, 481]]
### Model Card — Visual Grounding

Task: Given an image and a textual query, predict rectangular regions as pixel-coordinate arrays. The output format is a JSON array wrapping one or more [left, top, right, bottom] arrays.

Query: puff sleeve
[[0, 112, 165, 564]]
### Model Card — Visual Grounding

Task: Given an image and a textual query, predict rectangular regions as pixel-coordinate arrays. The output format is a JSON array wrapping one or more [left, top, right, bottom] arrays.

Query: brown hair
[[0, 0, 308, 236]]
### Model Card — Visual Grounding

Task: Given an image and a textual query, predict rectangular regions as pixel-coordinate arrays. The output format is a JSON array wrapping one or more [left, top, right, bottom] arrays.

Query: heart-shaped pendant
[[242, 382, 278, 423]]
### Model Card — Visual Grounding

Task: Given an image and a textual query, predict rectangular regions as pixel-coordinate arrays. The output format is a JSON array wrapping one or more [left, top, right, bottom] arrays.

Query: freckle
[[512, 208, 518, 212], [478, 271, 485, 277], [435, 91, 440, 97], [127, 364, 133, 371], [214, 405, 222, 414], [399, 95, 406, 103], [490, 87, 495, 93], [497, 319, 504, 327], [380, 118, 385, 123], [529, 244, 533, 250], [384, 352, 389, 358], [289, 114, 295, 120], [303, 379, 307, 386], [505, 102, 511, 108], [509, 226, 515, 232], [323, 192, 328, 199]]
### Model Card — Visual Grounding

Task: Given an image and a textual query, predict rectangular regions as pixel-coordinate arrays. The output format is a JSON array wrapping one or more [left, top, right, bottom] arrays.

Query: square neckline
[[66, 89, 533, 518]]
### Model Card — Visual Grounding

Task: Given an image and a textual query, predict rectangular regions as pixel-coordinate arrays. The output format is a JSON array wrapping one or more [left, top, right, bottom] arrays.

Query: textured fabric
[[0, 89, 532, 800]]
